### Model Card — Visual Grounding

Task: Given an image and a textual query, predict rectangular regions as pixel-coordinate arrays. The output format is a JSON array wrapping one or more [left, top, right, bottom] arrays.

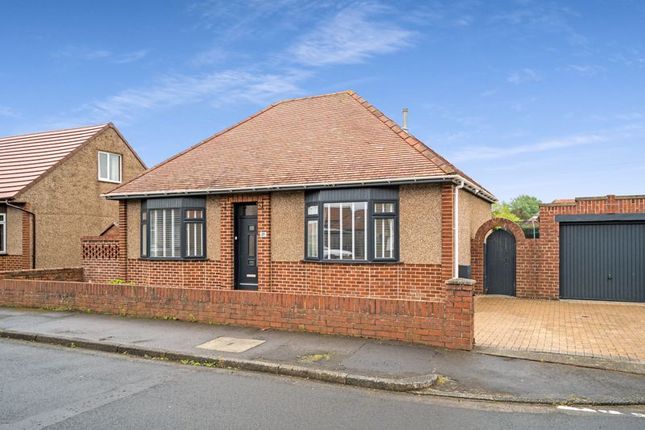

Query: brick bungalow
[[96, 91, 495, 299], [0, 124, 146, 272]]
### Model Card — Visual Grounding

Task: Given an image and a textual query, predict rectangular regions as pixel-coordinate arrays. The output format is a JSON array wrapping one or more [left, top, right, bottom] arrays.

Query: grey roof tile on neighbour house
[[107, 91, 495, 201]]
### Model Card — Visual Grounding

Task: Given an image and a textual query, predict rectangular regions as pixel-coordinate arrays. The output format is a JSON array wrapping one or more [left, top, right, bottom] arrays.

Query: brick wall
[[81, 237, 121, 283], [0, 277, 474, 350], [471, 195, 645, 299], [270, 261, 444, 301], [0, 255, 25, 272], [0, 267, 84, 282]]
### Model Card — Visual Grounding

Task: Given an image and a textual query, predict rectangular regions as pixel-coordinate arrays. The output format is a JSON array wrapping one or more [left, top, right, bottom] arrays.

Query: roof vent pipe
[[402, 108, 409, 132]]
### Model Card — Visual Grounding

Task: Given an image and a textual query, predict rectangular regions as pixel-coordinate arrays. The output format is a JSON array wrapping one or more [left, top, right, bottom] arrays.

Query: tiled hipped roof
[[108, 91, 493, 200], [0, 124, 107, 199]]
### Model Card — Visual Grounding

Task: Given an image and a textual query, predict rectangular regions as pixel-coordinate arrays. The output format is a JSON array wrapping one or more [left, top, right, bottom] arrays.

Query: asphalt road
[[0, 339, 643, 430]]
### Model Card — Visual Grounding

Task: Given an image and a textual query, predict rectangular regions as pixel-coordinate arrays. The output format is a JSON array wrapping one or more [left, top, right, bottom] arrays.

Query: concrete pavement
[[2, 340, 644, 430], [1, 307, 644, 405]]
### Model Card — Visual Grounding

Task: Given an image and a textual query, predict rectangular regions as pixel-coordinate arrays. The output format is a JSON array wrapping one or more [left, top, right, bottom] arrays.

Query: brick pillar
[[440, 184, 455, 282], [21, 204, 32, 269], [257, 194, 271, 292], [220, 199, 235, 289], [444, 278, 475, 350], [118, 200, 127, 280]]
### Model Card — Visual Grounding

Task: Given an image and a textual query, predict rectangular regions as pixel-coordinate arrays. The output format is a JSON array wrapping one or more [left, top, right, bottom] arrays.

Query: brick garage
[[472, 194, 645, 300]]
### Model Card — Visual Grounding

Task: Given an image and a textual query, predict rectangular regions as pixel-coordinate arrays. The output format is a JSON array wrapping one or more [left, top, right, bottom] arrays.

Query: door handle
[[607, 273, 613, 280]]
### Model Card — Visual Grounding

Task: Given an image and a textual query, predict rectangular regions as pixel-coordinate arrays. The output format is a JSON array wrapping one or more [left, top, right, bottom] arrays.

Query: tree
[[509, 195, 541, 221], [492, 202, 520, 222]]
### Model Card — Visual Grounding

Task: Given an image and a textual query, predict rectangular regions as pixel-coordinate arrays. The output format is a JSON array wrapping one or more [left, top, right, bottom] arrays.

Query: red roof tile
[[0, 124, 107, 199], [108, 91, 493, 200]]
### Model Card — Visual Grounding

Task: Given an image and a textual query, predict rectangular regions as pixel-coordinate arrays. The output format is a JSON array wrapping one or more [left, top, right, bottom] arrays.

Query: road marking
[[557, 405, 645, 418]]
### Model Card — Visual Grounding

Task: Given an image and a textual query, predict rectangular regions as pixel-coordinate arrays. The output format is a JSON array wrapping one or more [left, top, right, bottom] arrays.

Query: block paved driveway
[[475, 296, 645, 363]]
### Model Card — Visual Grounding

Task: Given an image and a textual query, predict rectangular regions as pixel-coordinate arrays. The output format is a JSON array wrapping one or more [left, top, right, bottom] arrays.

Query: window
[[0, 213, 5, 254], [141, 211, 148, 257], [305, 188, 398, 262], [185, 209, 205, 258], [323, 202, 367, 260], [141, 198, 206, 259], [305, 204, 318, 258], [149, 208, 181, 258], [373, 201, 397, 259], [98, 151, 122, 183]]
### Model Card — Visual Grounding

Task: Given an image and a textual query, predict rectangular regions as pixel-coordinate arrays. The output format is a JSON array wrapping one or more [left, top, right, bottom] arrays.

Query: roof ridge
[[0, 123, 108, 141], [345, 91, 456, 175], [270, 90, 353, 107], [345, 91, 494, 195]]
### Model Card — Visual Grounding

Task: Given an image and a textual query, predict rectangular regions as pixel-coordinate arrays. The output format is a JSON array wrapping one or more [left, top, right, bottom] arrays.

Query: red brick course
[[0, 278, 474, 349], [0, 267, 84, 282]]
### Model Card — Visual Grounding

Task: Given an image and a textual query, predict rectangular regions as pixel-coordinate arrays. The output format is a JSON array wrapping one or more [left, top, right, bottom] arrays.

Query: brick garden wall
[[0, 267, 84, 282], [472, 195, 645, 299], [0, 278, 474, 350], [81, 237, 121, 283]]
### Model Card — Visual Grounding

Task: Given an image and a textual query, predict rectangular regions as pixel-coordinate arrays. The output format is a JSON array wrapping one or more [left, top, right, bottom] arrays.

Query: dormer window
[[98, 151, 122, 183]]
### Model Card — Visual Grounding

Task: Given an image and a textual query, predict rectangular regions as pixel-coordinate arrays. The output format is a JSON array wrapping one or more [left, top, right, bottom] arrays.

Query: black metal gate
[[485, 229, 516, 296], [560, 222, 645, 302]]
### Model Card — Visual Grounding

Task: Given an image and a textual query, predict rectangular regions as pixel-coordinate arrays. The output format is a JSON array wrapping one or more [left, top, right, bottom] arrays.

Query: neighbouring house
[[93, 91, 495, 299], [0, 124, 146, 271], [472, 194, 645, 302]]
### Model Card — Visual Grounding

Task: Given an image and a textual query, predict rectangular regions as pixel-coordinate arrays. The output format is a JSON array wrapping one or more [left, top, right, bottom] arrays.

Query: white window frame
[[97, 151, 122, 183], [0, 213, 6, 254], [322, 202, 368, 261]]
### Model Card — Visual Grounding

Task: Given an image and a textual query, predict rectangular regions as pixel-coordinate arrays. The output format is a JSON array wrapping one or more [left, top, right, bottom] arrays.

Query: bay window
[[305, 188, 398, 262], [141, 198, 206, 259]]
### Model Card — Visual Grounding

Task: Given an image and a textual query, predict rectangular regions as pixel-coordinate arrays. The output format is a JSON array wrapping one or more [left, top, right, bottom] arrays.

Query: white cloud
[[564, 64, 605, 76], [68, 68, 308, 124], [0, 105, 19, 118], [52, 46, 148, 64], [507, 68, 541, 85], [190, 47, 229, 66], [452, 133, 605, 162], [288, 4, 413, 66]]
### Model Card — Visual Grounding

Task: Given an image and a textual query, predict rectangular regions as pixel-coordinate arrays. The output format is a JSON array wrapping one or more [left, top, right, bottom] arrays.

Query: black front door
[[234, 204, 258, 290], [485, 229, 516, 296]]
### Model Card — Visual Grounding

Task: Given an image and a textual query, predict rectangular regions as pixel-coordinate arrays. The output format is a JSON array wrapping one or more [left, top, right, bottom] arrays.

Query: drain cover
[[196, 337, 265, 353]]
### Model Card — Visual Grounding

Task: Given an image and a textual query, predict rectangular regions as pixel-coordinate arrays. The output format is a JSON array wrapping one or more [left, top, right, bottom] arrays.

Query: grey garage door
[[560, 222, 645, 302]]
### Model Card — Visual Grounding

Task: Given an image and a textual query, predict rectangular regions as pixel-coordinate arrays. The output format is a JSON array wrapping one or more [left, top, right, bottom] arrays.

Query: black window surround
[[140, 197, 207, 260], [304, 187, 399, 263]]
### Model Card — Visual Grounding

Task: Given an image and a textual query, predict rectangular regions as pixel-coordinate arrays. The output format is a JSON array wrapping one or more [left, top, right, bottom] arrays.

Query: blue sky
[[1, 0, 644, 202]]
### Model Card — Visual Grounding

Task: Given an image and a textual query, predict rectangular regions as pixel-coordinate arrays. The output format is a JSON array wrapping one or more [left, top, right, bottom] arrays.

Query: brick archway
[[471, 218, 527, 295]]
